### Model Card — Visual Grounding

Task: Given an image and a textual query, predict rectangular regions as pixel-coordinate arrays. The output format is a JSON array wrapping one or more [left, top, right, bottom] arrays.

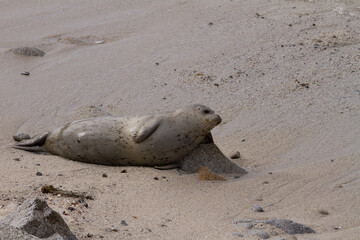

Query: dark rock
[[121, 220, 128, 226], [102, 173, 108, 178], [264, 218, 315, 234], [0, 197, 78, 239], [36, 172, 43, 176]]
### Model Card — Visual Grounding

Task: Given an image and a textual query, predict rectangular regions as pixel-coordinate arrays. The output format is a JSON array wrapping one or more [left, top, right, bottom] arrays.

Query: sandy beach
[[0, 0, 359, 239]]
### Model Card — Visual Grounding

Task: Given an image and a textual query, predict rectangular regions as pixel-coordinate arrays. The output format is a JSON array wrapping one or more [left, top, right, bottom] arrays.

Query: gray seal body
[[13, 105, 222, 166]]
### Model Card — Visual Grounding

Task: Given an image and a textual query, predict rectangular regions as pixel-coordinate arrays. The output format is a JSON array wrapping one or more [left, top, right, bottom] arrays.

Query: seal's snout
[[213, 114, 222, 125]]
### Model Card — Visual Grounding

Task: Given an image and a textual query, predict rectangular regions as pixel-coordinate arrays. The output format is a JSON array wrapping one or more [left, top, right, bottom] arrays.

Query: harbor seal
[[12, 104, 222, 167]]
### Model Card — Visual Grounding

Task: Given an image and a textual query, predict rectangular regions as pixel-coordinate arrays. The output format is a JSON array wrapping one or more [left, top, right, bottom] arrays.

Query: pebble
[[252, 204, 264, 212], [232, 231, 244, 237], [239, 223, 254, 229], [11, 47, 45, 57], [68, 207, 75, 212], [121, 220, 128, 226], [153, 177, 159, 180], [102, 173, 108, 178], [12, 133, 30, 141], [36, 172, 43, 176], [248, 230, 270, 239], [21, 71, 30, 76], [13, 158, 20, 161], [121, 169, 127, 173], [86, 233, 93, 238], [230, 151, 240, 159]]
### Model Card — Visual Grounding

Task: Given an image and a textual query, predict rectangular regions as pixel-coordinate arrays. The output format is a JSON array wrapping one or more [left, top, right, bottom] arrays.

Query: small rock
[[36, 172, 43, 176], [232, 231, 244, 237], [83, 203, 89, 208], [248, 230, 270, 239], [121, 220, 128, 226], [239, 223, 254, 229], [121, 169, 127, 173], [13, 158, 20, 161], [155, 62, 159, 66], [317, 209, 329, 215], [58, 173, 64, 176], [86, 233, 93, 237], [230, 151, 240, 159], [67, 207, 75, 212], [252, 204, 264, 212], [21, 71, 30, 76], [102, 173, 108, 178], [12, 133, 30, 142], [264, 218, 315, 234], [11, 47, 45, 57], [153, 177, 159, 180], [208, 22, 213, 26]]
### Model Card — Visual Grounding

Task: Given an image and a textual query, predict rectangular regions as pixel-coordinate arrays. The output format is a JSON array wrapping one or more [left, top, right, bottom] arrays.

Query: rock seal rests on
[[13, 104, 222, 167]]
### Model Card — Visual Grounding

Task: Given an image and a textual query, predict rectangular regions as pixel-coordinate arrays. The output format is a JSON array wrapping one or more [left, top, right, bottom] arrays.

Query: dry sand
[[0, 0, 359, 239]]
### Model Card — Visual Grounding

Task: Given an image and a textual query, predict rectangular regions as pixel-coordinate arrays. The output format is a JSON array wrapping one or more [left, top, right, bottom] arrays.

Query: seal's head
[[177, 104, 222, 133]]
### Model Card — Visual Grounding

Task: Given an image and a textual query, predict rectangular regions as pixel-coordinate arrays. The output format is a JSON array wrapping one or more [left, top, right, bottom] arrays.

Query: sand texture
[[0, 0, 359, 239]]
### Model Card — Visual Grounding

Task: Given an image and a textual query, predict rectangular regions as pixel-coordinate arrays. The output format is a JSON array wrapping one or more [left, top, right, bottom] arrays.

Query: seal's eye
[[203, 109, 211, 114]]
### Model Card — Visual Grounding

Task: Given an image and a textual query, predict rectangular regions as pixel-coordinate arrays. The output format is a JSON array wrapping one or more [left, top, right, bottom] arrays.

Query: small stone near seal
[[230, 151, 240, 159]]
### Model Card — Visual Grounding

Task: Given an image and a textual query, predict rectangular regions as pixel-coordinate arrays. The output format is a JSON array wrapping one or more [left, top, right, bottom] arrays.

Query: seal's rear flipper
[[12, 145, 48, 153], [14, 132, 49, 147]]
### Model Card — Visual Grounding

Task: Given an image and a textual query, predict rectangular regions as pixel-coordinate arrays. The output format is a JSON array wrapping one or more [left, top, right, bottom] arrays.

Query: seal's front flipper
[[14, 132, 49, 146], [201, 132, 214, 144], [154, 162, 181, 170], [133, 118, 160, 143], [12, 145, 48, 153]]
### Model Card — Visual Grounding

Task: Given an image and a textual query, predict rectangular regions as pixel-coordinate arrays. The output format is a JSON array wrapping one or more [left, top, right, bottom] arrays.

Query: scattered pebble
[[252, 204, 264, 212], [102, 173, 108, 178], [248, 230, 270, 239], [13, 133, 30, 141], [21, 71, 30, 76], [208, 22, 213, 26], [121, 169, 128, 173], [86, 233, 93, 238], [67, 207, 75, 212], [317, 209, 329, 215], [153, 177, 159, 180], [121, 220, 128, 226], [230, 151, 240, 159], [234, 176, 240, 179], [94, 40, 104, 44], [35, 163, 40, 166], [83, 203, 89, 208], [239, 223, 254, 229], [36, 172, 43, 176], [232, 231, 244, 237], [10, 47, 45, 57], [13, 158, 20, 161], [58, 173, 63, 176], [155, 62, 159, 66]]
